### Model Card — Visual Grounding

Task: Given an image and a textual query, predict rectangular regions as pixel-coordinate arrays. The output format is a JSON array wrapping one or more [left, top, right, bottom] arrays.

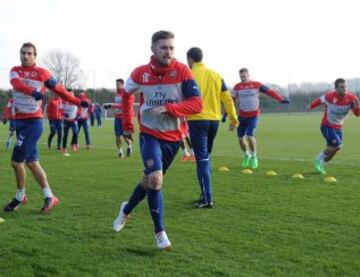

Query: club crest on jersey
[[146, 159, 154, 169], [142, 72, 150, 83], [30, 71, 38, 78], [169, 70, 177, 78]]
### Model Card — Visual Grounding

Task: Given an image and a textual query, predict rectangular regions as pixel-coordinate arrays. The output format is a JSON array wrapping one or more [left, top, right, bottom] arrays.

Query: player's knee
[[148, 171, 163, 190], [12, 161, 22, 170], [26, 161, 39, 170]]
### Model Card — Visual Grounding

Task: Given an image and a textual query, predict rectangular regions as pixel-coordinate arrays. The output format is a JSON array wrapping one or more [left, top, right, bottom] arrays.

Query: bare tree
[[41, 49, 87, 89]]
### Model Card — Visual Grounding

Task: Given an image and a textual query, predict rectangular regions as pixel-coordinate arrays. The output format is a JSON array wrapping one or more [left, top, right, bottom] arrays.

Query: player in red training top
[[103, 78, 135, 158], [2, 97, 16, 149], [46, 96, 64, 150], [3, 42, 89, 213], [112, 31, 202, 250], [77, 92, 93, 149], [231, 68, 289, 169], [309, 78, 360, 174]]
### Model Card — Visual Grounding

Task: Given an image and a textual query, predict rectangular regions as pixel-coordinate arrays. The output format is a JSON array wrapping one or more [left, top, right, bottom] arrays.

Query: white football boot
[[113, 202, 129, 232], [155, 230, 172, 251]]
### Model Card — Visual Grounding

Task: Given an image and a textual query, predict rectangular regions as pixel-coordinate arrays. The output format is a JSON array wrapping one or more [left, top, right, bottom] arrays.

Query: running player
[[232, 68, 289, 169], [2, 97, 16, 149], [103, 79, 135, 158], [46, 96, 64, 150], [309, 78, 360, 174], [112, 31, 202, 250]]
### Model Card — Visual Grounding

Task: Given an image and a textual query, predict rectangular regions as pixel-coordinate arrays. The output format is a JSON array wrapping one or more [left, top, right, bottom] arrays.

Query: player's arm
[[103, 103, 122, 109], [220, 79, 238, 127], [9, 68, 35, 95], [121, 76, 138, 135], [42, 70, 81, 106], [309, 95, 325, 110], [164, 79, 202, 117], [351, 96, 360, 116], [259, 84, 289, 103], [2, 102, 11, 124]]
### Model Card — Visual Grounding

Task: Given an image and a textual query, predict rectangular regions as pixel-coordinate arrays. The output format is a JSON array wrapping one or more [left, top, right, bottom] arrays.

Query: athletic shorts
[[12, 119, 43, 163], [139, 133, 180, 175]]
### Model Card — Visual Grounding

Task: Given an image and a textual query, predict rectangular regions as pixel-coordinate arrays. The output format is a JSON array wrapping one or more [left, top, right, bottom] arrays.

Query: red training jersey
[[310, 91, 360, 129]]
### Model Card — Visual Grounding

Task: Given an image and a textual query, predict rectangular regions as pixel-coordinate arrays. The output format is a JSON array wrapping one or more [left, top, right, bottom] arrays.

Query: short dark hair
[[20, 42, 37, 56], [151, 30, 174, 45], [239, 68, 249, 74], [187, 47, 203, 62], [116, 78, 124, 84], [335, 78, 346, 87], [67, 88, 73, 92]]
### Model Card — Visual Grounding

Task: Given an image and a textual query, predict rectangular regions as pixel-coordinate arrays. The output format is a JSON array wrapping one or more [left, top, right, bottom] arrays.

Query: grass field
[[0, 113, 359, 276]]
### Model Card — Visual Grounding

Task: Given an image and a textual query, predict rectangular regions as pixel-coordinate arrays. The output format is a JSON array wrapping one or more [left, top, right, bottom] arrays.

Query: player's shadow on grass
[[122, 246, 158, 257]]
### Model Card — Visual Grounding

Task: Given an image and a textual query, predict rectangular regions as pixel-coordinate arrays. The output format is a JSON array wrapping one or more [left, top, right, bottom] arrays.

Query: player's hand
[[123, 130, 134, 141], [80, 100, 89, 108], [280, 99, 290, 104], [31, 91, 43, 101], [229, 123, 236, 131], [351, 99, 360, 109], [221, 113, 227, 123], [103, 104, 112, 109], [307, 105, 312, 112], [2, 119, 7, 125], [149, 106, 166, 115], [229, 120, 238, 131]]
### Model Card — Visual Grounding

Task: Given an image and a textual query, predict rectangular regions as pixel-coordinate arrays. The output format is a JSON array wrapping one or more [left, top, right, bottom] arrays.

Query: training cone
[[292, 173, 304, 179], [219, 166, 230, 171], [324, 176, 337, 183], [0, 217, 5, 224], [266, 171, 277, 176], [242, 169, 253, 174]]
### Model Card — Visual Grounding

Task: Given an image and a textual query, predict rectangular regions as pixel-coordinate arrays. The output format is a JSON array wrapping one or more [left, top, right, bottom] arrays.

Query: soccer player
[[2, 97, 16, 150], [94, 102, 102, 127], [46, 96, 64, 150], [186, 47, 238, 208], [4, 42, 88, 213], [62, 89, 79, 154], [77, 92, 93, 149], [112, 31, 202, 250], [232, 68, 289, 169], [309, 78, 360, 174], [103, 79, 135, 158]]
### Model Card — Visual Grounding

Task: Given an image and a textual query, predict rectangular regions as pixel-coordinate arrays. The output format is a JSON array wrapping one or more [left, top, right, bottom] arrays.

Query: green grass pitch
[[0, 112, 359, 276]]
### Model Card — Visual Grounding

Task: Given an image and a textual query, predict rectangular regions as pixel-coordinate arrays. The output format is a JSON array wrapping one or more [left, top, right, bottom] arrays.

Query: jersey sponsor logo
[[326, 103, 351, 125], [238, 89, 259, 112], [14, 92, 41, 114], [140, 84, 183, 132]]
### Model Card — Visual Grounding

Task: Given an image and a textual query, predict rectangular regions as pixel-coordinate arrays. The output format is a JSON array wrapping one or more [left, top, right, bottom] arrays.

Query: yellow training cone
[[292, 173, 304, 179], [242, 169, 253, 174], [0, 217, 5, 224], [324, 176, 337, 183], [266, 171, 277, 176], [219, 166, 230, 171]]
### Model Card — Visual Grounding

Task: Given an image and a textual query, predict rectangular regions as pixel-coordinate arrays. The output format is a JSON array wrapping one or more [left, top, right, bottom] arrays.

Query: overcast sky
[[1, 0, 360, 89]]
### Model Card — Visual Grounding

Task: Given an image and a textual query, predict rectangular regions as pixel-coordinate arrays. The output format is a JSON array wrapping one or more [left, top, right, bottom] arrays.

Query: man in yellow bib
[[186, 47, 238, 208]]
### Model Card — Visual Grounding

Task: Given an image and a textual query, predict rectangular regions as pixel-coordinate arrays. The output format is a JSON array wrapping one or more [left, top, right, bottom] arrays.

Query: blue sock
[[123, 183, 147, 215], [147, 189, 164, 234], [196, 159, 212, 203]]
